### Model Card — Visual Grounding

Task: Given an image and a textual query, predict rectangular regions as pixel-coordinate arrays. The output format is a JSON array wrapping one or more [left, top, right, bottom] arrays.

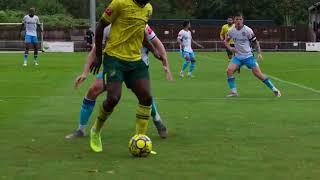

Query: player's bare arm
[[192, 39, 204, 48], [250, 34, 263, 60], [177, 37, 184, 49], [90, 20, 110, 74], [74, 44, 96, 88], [224, 37, 236, 53], [150, 37, 174, 81], [19, 23, 25, 39]]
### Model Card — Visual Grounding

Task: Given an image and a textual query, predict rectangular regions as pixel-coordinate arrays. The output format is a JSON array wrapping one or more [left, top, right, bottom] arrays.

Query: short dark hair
[[234, 12, 243, 18], [227, 16, 234, 19], [183, 20, 190, 28]]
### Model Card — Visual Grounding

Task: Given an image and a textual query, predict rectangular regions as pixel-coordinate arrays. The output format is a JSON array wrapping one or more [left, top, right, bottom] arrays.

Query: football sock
[[151, 97, 161, 122], [189, 61, 196, 74], [136, 104, 152, 135], [24, 54, 28, 64], [182, 61, 190, 71], [263, 78, 277, 91], [34, 54, 38, 63], [227, 76, 237, 92], [78, 97, 96, 132], [92, 106, 112, 133]]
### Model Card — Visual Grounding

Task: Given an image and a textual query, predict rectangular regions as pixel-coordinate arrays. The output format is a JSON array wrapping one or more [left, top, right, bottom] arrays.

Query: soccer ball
[[128, 134, 152, 157]]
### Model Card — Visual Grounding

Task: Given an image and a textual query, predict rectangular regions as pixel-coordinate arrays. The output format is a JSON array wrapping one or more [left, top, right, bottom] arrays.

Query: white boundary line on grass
[[266, 74, 320, 94], [197, 54, 320, 95]]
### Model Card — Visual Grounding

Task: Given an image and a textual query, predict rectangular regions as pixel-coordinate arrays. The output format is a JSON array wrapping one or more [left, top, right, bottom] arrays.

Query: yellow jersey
[[220, 24, 234, 45], [101, 0, 153, 61]]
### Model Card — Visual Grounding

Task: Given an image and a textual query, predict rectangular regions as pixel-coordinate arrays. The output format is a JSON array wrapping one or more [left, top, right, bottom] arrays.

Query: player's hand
[[257, 53, 263, 61], [74, 74, 87, 88], [230, 47, 237, 53], [90, 56, 102, 75], [163, 66, 174, 82]]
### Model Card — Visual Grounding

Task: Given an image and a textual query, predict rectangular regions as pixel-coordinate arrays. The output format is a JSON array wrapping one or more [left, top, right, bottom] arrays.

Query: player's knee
[[138, 94, 152, 106], [106, 94, 121, 107], [226, 68, 234, 75], [88, 85, 103, 99]]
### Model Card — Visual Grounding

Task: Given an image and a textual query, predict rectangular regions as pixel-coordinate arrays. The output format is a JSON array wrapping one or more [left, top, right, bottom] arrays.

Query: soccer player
[[89, 0, 155, 152], [220, 16, 235, 61], [178, 20, 203, 78], [20, 8, 42, 66], [65, 24, 173, 139], [224, 13, 281, 97]]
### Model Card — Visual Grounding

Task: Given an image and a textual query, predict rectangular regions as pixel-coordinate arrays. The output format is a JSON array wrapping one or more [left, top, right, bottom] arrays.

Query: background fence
[[0, 19, 316, 52]]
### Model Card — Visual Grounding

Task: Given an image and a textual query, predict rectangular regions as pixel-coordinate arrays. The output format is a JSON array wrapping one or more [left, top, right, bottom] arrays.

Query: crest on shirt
[[242, 32, 246, 36], [146, 10, 151, 18], [105, 8, 112, 16]]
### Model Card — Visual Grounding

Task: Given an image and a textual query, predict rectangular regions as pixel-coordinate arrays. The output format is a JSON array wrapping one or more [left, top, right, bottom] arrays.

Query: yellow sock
[[136, 104, 152, 135], [93, 106, 112, 132]]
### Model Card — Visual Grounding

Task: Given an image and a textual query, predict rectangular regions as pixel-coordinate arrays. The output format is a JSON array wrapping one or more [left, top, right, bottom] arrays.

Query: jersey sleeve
[[22, 15, 27, 23], [36, 16, 40, 24], [145, 25, 156, 41], [220, 25, 226, 37], [177, 30, 184, 40], [227, 29, 233, 39], [246, 27, 256, 41], [101, 0, 121, 23]]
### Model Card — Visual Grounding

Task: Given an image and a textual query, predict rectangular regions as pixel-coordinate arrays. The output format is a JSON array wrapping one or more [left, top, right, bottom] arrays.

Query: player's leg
[[187, 53, 196, 77], [65, 75, 105, 139], [226, 57, 240, 97], [180, 51, 191, 77], [32, 36, 39, 65], [130, 79, 153, 135], [126, 60, 153, 135], [90, 56, 123, 152], [151, 97, 168, 138], [23, 35, 32, 66], [250, 64, 281, 97]]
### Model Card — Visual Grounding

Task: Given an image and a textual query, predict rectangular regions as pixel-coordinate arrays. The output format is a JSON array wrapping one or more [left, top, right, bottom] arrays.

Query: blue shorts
[[25, 35, 38, 44], [231, 56, 258, 69], [181, 50, 195, 60], [96, 72, 104, 79]]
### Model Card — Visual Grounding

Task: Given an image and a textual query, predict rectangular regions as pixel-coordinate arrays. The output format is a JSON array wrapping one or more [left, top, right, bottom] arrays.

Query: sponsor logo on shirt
[[105, 8, 112, 16]]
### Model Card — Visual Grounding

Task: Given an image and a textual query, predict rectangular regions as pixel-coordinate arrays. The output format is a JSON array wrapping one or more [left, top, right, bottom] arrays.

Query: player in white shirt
[[65, 24, 173, 139], [20, 8, 42, 66], [224, 13, 281, 97], [177, 21, 203, 78]]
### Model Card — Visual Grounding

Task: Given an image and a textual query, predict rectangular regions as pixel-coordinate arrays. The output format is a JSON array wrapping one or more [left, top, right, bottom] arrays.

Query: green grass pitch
[[0, 52, 320, 179]]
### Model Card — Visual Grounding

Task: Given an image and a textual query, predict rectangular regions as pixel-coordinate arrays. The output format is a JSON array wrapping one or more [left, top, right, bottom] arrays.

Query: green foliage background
[[0, 0, 318, 27]]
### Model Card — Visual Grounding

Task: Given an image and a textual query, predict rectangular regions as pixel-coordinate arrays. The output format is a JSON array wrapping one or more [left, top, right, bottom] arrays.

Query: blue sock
[[227, 76, 237, 91], [79, 97, 96, 131], [182, 61, 190, 71], [24, 54, 28, 64], [263, 78, 276, 91], [151, 97, 161, 122], [189, 61, 196, 74]]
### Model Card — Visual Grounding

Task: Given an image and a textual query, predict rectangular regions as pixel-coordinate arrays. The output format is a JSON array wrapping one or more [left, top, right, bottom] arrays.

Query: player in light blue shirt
[[224, 13, 281, 97], [20, 8, 42, 66]]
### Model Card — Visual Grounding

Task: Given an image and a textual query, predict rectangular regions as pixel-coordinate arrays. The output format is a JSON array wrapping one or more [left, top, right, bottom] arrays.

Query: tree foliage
[[0, 0, 319, 26]]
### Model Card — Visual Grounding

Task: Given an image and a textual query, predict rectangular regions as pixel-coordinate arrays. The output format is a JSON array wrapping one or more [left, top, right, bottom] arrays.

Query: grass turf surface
[[0, 52, 320, 179]]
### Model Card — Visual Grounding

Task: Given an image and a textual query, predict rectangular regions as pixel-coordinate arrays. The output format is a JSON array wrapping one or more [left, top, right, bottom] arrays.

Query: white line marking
[[267, 74, 320, 94], [198, 53, 320, 95]]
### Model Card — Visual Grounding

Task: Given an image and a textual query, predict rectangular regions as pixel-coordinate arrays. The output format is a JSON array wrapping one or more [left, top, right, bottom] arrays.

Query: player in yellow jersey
[[89, 0, 154, 152], [220, 16, 235, 61]]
